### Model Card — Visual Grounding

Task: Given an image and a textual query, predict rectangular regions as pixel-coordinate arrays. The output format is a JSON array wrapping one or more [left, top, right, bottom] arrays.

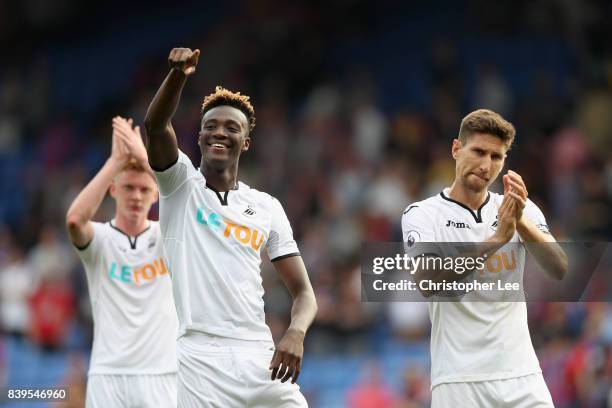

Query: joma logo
[[446, 220, 471, 229]]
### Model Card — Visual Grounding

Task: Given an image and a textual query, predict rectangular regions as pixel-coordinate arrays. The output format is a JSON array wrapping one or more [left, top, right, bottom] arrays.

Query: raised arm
[[144, 47, 200, 171], [504, 170, 568, 280], [66, 117, 138, 247], [269, 256, 318, 384]]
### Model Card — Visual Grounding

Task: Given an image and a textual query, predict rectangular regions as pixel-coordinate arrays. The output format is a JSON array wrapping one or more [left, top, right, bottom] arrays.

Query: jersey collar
[[205, 182, 239, 206], [439, 190, 490, 224], [109, 219, 151, 249]]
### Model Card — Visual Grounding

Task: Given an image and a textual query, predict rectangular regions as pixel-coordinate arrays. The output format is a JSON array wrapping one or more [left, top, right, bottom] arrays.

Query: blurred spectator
[[347, 362, 397, 408], [28, 276, 75, 352], [0, 242, 34, 338], [0, 73, 24, 154], [27, 225, 75, 283], [473, 63, 513, 117], [549, 127, 590, 222], [352, 103, 388, 164], [387, 302, 429, 341], [392, 365, 430, 408]]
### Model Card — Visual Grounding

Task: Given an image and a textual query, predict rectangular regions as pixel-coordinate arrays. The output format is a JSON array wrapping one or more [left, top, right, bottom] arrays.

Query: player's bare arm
[[269, 256, 318, 384], [144, 47, 200, 170], [504, 170, 568, 280], [66, 117, 137, 248]]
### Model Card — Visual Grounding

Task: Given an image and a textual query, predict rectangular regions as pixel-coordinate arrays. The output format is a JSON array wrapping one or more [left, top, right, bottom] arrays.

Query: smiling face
[[198, 105, 250, 169], [110, 169, 158, 223], [452, 133, 508, 193]]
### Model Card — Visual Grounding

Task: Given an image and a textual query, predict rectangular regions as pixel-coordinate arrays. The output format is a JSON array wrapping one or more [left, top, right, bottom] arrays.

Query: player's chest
[[434, 210, 498, 241], [185, 190, 272, 251], [102, 236, 168, 287]]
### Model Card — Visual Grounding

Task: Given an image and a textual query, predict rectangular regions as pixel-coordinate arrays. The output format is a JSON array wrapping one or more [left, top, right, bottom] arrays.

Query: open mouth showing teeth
[[209, 143, 229, 149]]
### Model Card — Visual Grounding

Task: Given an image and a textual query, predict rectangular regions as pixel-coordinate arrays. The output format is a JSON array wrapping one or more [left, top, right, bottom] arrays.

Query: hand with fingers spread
[[112, 116, 148, 167], [168, 48, 201, 76], [269, 328, 304, 384], [503, 170, 528, 222]]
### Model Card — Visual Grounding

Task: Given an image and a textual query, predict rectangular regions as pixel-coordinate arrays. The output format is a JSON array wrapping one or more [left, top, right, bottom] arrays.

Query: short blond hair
[[458, 109, 516, 148], [201, 86, 256, 131], [122, 160, 155, 181]]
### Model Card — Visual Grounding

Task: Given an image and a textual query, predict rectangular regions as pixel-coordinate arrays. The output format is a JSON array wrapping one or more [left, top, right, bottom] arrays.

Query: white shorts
[[431, 373, 554, 408], [86, 373, 177, 408], [177, 332, 308, 407]]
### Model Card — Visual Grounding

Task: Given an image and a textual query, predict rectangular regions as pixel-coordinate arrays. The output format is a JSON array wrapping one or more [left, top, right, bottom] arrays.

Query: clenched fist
[[168, 48, 200, 76]]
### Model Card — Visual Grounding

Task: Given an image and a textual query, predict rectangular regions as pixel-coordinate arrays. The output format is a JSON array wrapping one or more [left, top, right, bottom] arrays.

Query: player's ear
[[451, 139, 461, 159], [109, 181, 117, 198], [242, 135, 251, 152]]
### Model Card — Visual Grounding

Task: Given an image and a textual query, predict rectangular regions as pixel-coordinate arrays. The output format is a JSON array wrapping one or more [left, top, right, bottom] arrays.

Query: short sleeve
[[401, 204, 438, 257], [154, 150, 199, 198], [266, 197, 300, 262], [75, 221, 107, 266], [523, 199, 551, 236]]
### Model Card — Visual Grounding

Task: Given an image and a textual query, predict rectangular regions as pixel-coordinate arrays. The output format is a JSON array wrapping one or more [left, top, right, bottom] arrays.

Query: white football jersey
[[401, 188, 550, 388], [76, 221, 178, 375], [154, 150, 300, 342]]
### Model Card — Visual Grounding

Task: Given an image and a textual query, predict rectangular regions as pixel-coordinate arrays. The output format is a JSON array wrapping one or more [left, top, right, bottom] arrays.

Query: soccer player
[[140, 47, 317, 407], [66, 117, 178, 408], [401, 109, 567, 407]]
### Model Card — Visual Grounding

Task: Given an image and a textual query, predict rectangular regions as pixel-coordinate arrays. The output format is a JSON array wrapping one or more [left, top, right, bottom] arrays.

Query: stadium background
[[1, 0, 612, 406]]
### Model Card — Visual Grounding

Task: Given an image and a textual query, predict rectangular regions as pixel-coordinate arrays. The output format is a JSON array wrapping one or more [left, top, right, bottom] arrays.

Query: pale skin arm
[[65, 117, 144, 248], [268, 256, 318, 384], [505, 170, 568, 280]]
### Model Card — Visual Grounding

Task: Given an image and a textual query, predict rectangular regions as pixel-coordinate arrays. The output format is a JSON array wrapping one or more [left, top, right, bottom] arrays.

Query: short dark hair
[[201, 86, 256, 132], [458, 109, 515, 148]]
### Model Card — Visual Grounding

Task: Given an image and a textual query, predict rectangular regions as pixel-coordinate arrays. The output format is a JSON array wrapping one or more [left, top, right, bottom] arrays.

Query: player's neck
[[201, 163, 239, 192], [447, 182, 488, 211], [114, 214, 149, 237]]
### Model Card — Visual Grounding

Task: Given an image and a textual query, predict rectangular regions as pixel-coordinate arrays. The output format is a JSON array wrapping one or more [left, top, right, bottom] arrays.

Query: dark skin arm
[[144, 47, 200, 171], [269, 255, 318, 384]]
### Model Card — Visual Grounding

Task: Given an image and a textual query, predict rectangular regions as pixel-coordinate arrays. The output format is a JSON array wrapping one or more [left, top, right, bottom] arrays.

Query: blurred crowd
[[1, 1, 612, 407]]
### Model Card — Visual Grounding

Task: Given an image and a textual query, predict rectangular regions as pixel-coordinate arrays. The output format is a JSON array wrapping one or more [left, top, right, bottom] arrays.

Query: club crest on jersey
[[491, 216, 498, 231], [446, 220, 471, 229], [243, 206, 256, 216]]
